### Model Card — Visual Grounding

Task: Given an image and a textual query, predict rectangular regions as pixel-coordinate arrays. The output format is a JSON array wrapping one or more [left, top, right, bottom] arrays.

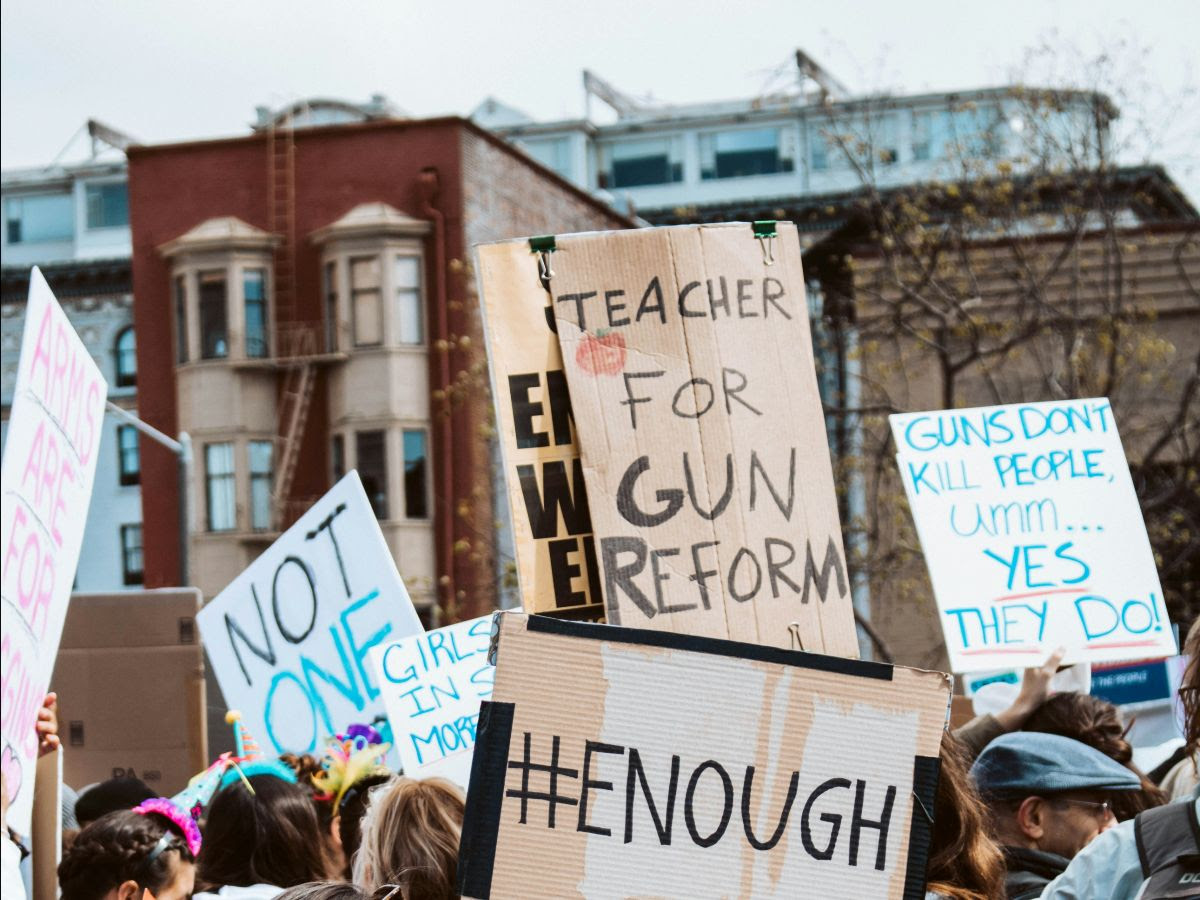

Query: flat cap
[[970, 731, 1142, 797]]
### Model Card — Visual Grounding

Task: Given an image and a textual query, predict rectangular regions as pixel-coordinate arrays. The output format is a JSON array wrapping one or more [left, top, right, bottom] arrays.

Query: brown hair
[[275, 883, 369, 900], [58, 809, 195, 900], [926, 733, 1006, 900], [199, 773, 329, 889], [353, 777, 464, 898], [1181, 619, 1200, 755], [1022, 691, 1167, 819]]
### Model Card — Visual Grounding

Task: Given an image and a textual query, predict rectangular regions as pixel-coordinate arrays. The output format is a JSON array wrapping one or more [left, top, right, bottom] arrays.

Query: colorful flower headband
[[312, 722, 391, 810]]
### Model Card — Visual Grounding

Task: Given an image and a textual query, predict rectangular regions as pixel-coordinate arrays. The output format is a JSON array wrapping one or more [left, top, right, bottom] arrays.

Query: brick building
[[127, 112, 631, 623]]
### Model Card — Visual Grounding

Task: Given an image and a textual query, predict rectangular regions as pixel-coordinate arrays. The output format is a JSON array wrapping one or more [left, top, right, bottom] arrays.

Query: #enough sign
[[890, 399, 1176, 673], [459, 613, 949, 899], [197, 472, 424, 755], [1, 269, 106, 833]]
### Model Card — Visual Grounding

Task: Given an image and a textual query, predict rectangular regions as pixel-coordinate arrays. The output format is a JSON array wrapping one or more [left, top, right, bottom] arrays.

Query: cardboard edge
[[458, 700, 516, 900], [902, 754, 941, 900], [523, 613, 895, 681]]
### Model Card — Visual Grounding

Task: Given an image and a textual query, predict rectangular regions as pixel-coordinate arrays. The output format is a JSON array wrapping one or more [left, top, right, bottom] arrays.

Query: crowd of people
[[1, 622, 1196, 899]]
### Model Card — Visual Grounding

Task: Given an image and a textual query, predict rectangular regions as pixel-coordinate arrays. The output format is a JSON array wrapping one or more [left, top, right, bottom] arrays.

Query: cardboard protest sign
[[370, 613, 494, 786], [547, 223, 855, 654], [197, 472, 424, 755], [890, 398, 1176, 673], [31, 747, 61, 900], [1, 268, 106, 834], [476, 241, 603, 621], [459, 612, 949, 899]]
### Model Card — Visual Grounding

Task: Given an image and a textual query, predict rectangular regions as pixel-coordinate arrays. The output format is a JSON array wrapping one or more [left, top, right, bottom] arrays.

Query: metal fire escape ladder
[[275, 353, 316, 517], [266, 113, 315, 527]]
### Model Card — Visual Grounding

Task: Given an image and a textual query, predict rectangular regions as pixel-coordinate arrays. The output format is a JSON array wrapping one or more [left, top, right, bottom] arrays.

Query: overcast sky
[[2, 0, 1197, 199]]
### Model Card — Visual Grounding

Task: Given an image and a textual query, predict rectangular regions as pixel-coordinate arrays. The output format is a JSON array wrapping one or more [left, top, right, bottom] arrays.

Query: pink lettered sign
[[1, 268, 106, 833]]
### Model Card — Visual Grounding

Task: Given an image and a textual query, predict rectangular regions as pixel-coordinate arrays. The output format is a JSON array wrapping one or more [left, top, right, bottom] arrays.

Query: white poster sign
[[1, 268, 106, 833], [197, 472, 424, 755], [370, 613, 494, 787], [890, 398, 1176, 673]]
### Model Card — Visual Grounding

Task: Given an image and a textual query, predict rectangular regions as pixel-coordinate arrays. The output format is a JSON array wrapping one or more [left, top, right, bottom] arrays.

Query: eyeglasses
[[1051, 797, 1114, 819]]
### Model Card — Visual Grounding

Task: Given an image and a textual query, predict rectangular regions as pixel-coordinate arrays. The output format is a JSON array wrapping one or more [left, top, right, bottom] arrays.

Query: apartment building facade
[[1, 144, 144, 590], [126, 113, 631, 622], [475, 68, 1111, 230]]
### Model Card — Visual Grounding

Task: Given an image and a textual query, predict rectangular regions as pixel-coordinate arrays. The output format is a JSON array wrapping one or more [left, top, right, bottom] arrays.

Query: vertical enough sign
[[477, 241, 602, 621], [197, 472, 424, 756], [550, 224, 856, 655], [1, 268, 106, 834], [890, 399, 1176, 672]]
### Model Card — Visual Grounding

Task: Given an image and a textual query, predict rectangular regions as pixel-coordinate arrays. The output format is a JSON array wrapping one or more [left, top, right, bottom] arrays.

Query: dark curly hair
[[280, 751, 393, 879], [199, 773, 329, 888], [58, 809, 195, 900], [1022, 691, 1167, 819]]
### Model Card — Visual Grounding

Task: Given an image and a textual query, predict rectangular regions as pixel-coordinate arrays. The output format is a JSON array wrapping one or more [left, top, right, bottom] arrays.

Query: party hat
[[216, 710, 295, 790]]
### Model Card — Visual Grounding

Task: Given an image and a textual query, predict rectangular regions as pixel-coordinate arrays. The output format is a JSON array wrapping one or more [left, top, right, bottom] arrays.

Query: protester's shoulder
[[1159, 752, 1199, 801], [1037, 816, 1142, 900], [952, 713, 1006, 760]]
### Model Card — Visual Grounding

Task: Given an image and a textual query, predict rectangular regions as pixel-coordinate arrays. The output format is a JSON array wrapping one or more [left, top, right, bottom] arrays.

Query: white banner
[[197, 472, 424, 755], [890, 399, 1176, 673], [1, 268, 106, 833], [370, 613, 495, 787]]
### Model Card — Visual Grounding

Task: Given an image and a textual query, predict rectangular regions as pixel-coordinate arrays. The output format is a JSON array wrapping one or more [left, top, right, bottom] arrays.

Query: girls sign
[[890, 399, 1177, 673], [1, 268, 106, 833]]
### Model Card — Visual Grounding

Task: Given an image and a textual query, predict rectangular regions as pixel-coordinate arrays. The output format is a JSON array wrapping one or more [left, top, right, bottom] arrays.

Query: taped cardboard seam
[[458, 700, 515, 900], [902, 754, 941, 900], [525, 613, 894, 681]]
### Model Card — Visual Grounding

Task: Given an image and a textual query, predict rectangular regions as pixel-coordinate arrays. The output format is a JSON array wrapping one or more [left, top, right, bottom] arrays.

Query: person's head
[[972, 731, 1141, 859], [274, 884, 369, 900], [58, 808, 195, 900], [286, 744, 393, 878], [926, 733, 1005, 900], [353, 777, 464, 897], [1022, 690, 1167, 819], [335, 772, 394, 876], [199, 773, 329, 889], [74, 777, 159, 829]]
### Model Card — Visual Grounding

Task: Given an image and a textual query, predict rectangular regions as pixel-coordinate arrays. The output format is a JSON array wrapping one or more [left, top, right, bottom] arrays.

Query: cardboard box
[[50, 589, 207, 795], [460, 612, 950, 899]]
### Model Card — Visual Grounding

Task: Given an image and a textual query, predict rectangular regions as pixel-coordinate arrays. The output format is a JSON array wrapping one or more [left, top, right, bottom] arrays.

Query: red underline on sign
[[990, 587, 1089, 603], [1086, 640, 1162, 650], [959, 648, 1044, 656]]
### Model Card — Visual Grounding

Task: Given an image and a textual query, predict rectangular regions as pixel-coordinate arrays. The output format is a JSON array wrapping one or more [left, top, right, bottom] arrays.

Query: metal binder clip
[[787, 622, 806, 652], [487, 610, 504, 666], [753, 220, 777, 267], [529, 235, 556, 290]]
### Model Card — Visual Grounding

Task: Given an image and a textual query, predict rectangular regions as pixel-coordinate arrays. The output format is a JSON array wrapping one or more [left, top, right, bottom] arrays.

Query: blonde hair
[[352, 777, 465, 899]]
